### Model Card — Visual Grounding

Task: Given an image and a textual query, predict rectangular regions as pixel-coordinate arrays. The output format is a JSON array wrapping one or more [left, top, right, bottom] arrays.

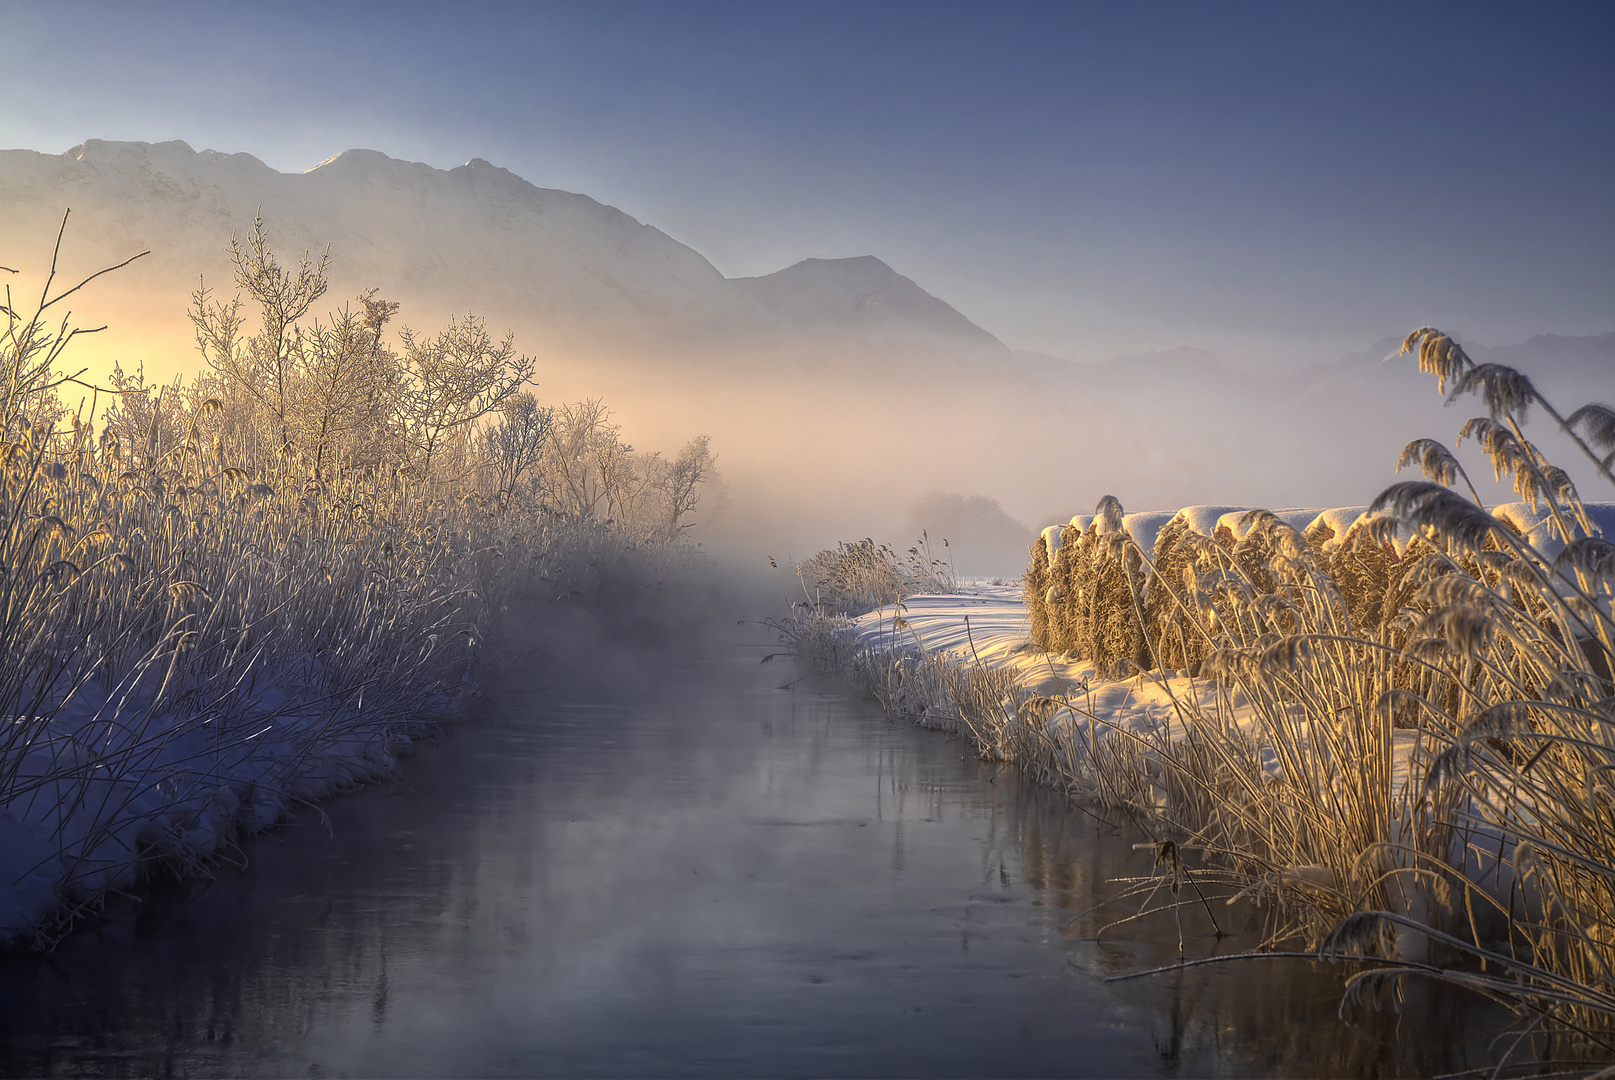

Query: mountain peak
[[302, 148, 446, 184], [1, 139, 1005, 354], [449, 156, 535, 193], [731, 256, 999, 344], [70, 137, 196, 158], [66, 138, 206, 167], [307, 147, 390, 170]]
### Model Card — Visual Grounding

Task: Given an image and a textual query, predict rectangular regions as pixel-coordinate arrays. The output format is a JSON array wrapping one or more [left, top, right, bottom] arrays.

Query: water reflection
[[0, 610, 1498, 1077]]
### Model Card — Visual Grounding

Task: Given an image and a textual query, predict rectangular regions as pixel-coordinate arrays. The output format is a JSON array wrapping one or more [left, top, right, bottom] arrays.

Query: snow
[[1038, 511, 1178, 561], [1122, 511, 1178, 559], [1173, 504, 1258, 538], [840, 578, 1590, 957], [0, 140, 1000, 353], [1215, 507, 1325, 541], [849, 584, 1423, 798], [0, 674, 437, 947], [842, 494, 1615, 937], [1583, 502, 1615, 538], [1490, 500, 1615, 559], [1491, 502, 1560, 553], [1044, 499, 1615, 568], [1040, 524, 1063, 560], [0, 809, 59, 941], [1303, 507, 1370, 551]]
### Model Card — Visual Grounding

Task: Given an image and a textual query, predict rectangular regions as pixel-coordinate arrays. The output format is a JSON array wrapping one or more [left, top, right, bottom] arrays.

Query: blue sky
[[3, 1, 1611, 367]]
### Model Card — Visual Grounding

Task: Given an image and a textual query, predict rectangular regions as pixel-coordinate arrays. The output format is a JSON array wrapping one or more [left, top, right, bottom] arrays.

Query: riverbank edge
[[782, 585, 1449, 947], [0, 547, 717, 952]]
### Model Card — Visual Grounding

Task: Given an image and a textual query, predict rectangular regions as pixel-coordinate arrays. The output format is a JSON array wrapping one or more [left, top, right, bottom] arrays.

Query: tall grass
[[795, 328, 1615, 1062], [0, 217, 708, 947], [793, 532, 956, 617], [1072, 333, 1615, 1056]]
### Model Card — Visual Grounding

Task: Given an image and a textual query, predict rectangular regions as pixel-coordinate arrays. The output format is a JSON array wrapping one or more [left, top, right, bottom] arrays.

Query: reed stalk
[[789, 329, 1615, 1061]]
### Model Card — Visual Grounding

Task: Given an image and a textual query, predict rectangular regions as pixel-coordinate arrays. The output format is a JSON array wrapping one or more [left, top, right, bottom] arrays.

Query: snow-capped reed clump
[[0, 215, 715, 947], [796, 326, 1615, 1058], [1023, 328, 1615, 1054]]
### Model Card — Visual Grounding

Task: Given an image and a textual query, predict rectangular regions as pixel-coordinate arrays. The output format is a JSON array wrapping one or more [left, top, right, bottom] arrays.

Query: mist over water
[[2, 8, 1611, 1071], [0, 585, 1500, 1077]]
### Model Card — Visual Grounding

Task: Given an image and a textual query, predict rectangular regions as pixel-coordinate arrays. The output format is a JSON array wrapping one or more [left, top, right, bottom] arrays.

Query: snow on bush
[[0, 218, 713, 947]]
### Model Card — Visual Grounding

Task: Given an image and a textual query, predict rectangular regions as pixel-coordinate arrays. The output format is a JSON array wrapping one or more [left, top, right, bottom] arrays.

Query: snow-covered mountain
[[0, 139, 1002, 359], [1, 138, 1608, 559]]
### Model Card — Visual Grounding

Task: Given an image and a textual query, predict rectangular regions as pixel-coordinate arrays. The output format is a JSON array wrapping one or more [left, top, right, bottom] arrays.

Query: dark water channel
[[1, 605, 1496, 1077]]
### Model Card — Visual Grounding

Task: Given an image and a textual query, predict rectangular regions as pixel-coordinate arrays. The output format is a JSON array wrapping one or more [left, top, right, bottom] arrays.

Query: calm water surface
[[0, 607, 1494, 1077]]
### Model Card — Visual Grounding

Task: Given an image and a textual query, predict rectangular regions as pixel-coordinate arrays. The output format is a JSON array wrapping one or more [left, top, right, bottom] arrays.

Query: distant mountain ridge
[[2, 138, 1610, 551], [1296, 331, 1615, 412], [0, 139, 1004, 357], [3, 139, 1606, 389]]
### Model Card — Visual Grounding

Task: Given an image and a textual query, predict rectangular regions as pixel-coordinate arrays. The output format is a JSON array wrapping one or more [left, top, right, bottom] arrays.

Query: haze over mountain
[[0, 140, 1003, 365], [2, 140, 1610, 572]]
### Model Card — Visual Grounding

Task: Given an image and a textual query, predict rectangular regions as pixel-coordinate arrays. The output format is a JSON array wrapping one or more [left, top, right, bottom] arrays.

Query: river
[[0, 598, 1497, 1077]]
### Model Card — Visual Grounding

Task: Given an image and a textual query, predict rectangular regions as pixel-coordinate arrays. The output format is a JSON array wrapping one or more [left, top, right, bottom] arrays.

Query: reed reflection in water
[[0, 612, 1497, 1077]]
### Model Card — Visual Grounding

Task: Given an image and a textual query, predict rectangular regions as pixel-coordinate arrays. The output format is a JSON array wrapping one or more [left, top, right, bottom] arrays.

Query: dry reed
[[0, 216, 708, 947], [789, 328, 1615, 1063]]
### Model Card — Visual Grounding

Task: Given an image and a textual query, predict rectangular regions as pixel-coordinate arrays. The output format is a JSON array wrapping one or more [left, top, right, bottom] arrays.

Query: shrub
[[796, 534, 956, 617], [0, 213, 715, 947]]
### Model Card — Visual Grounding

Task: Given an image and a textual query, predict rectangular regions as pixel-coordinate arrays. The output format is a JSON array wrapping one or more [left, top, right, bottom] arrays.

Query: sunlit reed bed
[[785, 329, 1615, 1063], [0, 216, 712, 947]]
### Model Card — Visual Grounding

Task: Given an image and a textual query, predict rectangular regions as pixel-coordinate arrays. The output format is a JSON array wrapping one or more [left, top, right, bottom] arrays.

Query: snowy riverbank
[[815, 496, 1593, 964], [0, 681, 444, 946], [845, 583, 1427, 801], [0, 524, 707, 951]]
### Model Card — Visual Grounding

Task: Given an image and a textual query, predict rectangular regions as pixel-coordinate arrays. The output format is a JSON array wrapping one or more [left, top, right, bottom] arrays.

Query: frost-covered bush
[[0, 215, 715, 947]]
